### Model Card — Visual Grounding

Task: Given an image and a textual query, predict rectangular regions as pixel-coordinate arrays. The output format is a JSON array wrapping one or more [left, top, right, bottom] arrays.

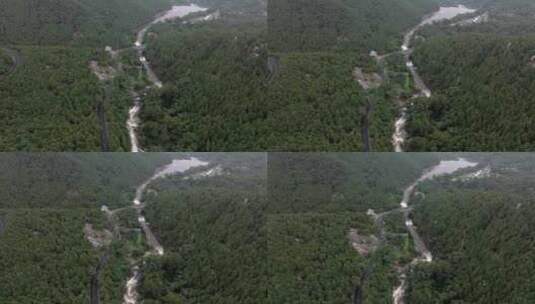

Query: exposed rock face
[[348, 228, 379, 256], [89, 61, 117, 81], [84, 224, 113, 248], [353, 67, 383, 90]]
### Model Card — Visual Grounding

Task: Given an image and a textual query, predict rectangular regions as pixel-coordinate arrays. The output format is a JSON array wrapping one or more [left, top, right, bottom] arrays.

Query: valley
[[1, 153, 534, 302], [1, 0, 533, 151]]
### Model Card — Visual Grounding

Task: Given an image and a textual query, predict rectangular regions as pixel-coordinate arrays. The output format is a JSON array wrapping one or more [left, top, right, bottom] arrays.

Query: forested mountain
[[267, 153, 440, 213], [268, 153, 535, 303], [138, 0, 439, 151], [406, 155, 535, 303], [0, 0, 170, 47], [0, 0, 178, 151], [139, 154, 267, 303], [268, 0, 437, 53], [405, 0, 535, 151], [0, 46, 137, 151], [0, 153, 263, 304], [139, 18, 269, 151], [3, 0, 535, 150], [0, 153, 184, 304], [0, 153, 180, 208], [2, 153, 535, 303]]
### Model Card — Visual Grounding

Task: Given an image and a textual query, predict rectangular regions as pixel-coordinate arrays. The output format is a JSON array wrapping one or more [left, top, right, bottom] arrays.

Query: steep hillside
[[0, 153, 177, 208], [406, 1, 535, 151], [268, 0, 438, 53], [0, 0, 171, 47], [407, 156, 535, 303]]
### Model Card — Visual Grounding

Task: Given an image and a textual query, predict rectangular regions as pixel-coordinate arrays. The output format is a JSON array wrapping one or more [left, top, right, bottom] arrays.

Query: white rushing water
[[392, 109, 407, 153], [123, 157, 209, 304], [128, 4, 208, 152], [393, 5, 476, 152], [123, 266, 140, 304], [127, 96, 143, 153], [393, 158, 478, 304]]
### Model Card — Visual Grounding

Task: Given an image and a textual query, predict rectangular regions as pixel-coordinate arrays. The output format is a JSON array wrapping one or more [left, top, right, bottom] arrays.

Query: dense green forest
[[406, 155, 535, 303], [141, 33, 397, 150], [0, 0, 180, 151], [0, 49, 12, 75], [267, 153, 440, 213], [405, 0, 535, 151], [2, 153, 535, 303], [0, 153, 241, 303], [0, 46, 136, 151], [268, 0, 437, 53], [5, 0, 535, 150], [139, 155, 267, 303], [266, 52, 396, 151], [265, 153, 442, 303], [0, 209, 96, 303], [139, 19, 269, 151], [0, 153, 186, 303], [267, 212, 369, 303], [0, 153, 177, 209], [267, 153, 535, 303], [0, 0, 446, 151], [139, 0, 436, 151], [0, 0, 171, 47]]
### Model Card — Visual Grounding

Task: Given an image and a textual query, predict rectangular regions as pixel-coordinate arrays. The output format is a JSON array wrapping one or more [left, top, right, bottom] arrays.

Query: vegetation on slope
[[0, 153, 206, 304], [139, 20, 268, 151], [140, 23, 400, 151], [0, 208, 129, 304], [267, 212, 386, 304], [405, 1, 535, 151], [407, 160, 535, 303], [0, 0, 171, 47], [0, 153, 176, 208], [136, 0, 438, 151], [0, 49, 12, 75], [0, 0, 177, 151], [0, 47, 137, 151], [268, 0, 438, 53], [140, 155, 267, 303], [2, 153, 535, 303], [267, 153, 439, 213]]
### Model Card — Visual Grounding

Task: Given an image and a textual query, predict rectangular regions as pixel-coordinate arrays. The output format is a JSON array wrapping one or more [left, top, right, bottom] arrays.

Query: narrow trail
[[121, 157, 209, 304], [127, 4, 208, 152]]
